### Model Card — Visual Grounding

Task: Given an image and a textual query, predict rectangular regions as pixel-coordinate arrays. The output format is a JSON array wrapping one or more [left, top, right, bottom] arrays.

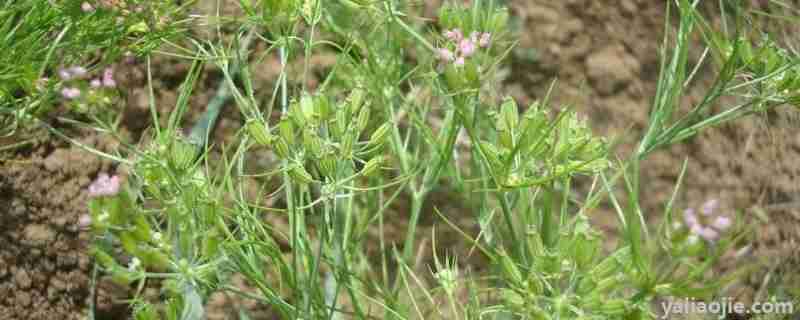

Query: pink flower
[[61, 87, 81, 99], [458, 38, 477, 57], [683, 208, 698, 226], [102, 68, 116, 87], [81, 2, 94, 12], [479, 32, 492, 48], [444, 29, 463, 42], [683, 199, 733, 243], [711, 216, 732, 231], [695, 225, 720, 242], [90, 79, 102, 88], [437, 48, 455, 62], [78, 214, 93, 230], [454, 56, 465, 67], [88, 173, 121, 198]]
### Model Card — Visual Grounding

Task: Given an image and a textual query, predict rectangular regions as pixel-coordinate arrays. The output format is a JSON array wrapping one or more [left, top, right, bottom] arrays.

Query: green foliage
[[72, 0, 800, 319], [0, 0, 187, 136]]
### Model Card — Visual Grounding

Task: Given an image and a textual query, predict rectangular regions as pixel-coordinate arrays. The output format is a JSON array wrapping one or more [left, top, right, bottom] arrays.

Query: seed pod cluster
[[253, 89, 394, 183]]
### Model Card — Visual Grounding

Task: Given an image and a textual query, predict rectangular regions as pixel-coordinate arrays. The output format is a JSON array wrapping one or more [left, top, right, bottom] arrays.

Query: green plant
[[77, 0, 800, 319]]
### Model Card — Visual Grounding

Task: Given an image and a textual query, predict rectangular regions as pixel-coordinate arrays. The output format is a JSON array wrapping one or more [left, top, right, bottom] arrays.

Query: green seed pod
[[478, 140, 503, 169], [91, 246, 118, 270], [497, 250, 523, 285], [168, 137, 196, 170], [303, 127, 323, 158], [367, 122, 392, 149], [289, 164, 313, 185], [347, 88, 366, 115], [590, 247, 630, 279], [340, 127, 357, 158], [590, 274, 624, 296], [289, 99, 306, 127], [318, 151, 338, 179], [300, 93, 317, 125], [356, 105, 371, 133], [246, 119, 273, 147], [500, 98, 519, 129], [131, 214, 153, 242], [498, 128, 514, 149], [274, 138, 291, 159], [360, 156, 384, 176], [316, 94, 332, 121], [278, 115, 296, 146], [333, 106, 348, 138], [597, 299, 628, 316]]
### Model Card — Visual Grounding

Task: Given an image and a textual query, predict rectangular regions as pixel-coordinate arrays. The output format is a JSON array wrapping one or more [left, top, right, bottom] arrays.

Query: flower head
[[444, 29, 463, 42], [102, 68, 116, 87], [61, 87, 81, 99], [458, 38, 477, 57], [88, 173, 121, 198], [90, 79, 102, 88], [683, 199, 732, 242]]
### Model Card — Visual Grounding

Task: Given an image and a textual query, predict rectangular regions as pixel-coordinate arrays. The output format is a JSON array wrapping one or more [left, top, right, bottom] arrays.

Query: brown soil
[[1, 1, 798, 319], [0, 129, 128, 319]]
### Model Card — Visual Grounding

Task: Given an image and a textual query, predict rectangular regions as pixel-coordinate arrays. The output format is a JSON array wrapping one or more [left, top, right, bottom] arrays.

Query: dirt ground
[[1, 1, 798, 319]]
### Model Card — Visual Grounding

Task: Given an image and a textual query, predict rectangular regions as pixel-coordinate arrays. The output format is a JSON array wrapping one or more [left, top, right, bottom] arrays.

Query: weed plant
[[11, 0, 800, 319]]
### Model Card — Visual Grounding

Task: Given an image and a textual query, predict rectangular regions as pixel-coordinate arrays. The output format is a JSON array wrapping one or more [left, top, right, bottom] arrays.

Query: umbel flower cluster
[[683, 199, 732, 242], [436, 29, 491, 67], [57, 65, 116, 99]]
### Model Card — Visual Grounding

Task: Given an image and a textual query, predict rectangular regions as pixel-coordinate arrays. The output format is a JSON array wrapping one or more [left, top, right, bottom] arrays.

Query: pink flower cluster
[[436, 29, 492, 67], [57, 66, 116, 100], [683, 199, 732, 242], [88, 173, 121, 198]]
